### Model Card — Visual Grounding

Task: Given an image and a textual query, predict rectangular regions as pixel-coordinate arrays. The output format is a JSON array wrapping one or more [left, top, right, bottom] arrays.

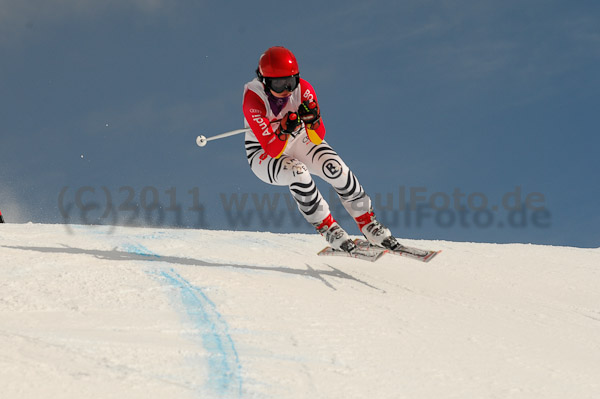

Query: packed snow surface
[[1, 223, 599, 398]]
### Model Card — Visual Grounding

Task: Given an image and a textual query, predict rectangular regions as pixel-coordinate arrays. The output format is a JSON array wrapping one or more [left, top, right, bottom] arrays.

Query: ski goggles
[[265, 74, 300, 93]]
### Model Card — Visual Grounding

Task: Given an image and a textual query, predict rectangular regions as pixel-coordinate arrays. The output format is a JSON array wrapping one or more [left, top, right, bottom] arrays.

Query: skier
[[242, 46, 400, 253]]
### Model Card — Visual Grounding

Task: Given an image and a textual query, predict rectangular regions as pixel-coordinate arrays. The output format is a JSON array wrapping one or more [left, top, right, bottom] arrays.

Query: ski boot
[[355, 209, 402, 251], [314, 214, 356, 253]]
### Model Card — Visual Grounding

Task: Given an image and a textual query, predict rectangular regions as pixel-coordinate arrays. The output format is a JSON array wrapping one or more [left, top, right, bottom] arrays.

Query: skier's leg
[[291, 137, 401, 249], [291, 138, 370, 217], [246, 135, 356, 252]]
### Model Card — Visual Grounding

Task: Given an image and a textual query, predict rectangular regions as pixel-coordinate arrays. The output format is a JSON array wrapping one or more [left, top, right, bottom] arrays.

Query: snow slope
[[1, 223, 599, 399]]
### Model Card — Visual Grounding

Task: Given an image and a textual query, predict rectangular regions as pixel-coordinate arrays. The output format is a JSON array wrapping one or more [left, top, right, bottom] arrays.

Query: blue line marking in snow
[[160, 269, 243, 398], [120, 243, 161, 258], [120, 242, 243, 397]]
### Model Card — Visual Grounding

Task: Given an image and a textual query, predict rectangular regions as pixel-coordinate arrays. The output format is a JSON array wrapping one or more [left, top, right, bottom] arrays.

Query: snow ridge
[[1, 223, 600, 399]]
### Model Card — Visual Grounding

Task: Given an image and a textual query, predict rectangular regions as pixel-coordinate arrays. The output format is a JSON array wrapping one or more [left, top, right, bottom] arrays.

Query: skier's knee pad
[[319, 157, 349, 184], [282, 158, 312, 185]]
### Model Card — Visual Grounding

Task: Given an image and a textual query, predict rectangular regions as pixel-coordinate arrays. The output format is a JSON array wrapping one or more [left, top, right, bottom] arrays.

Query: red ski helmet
[[257, 46, 299, 78]]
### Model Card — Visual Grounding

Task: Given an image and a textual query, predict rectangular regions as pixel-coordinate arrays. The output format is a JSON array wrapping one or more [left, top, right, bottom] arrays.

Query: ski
[[317, 239, 386, 262], [317, 239, 440, 263], [386, 244, 441, 263]]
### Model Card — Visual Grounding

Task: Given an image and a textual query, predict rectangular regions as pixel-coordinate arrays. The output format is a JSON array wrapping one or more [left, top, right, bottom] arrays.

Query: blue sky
[[1, 0, 598, 247]]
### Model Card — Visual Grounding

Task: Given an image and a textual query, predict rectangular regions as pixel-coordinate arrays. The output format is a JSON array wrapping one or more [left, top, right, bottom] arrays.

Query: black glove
[[298, 99, 321, 129], [276, 111, 301, 140]]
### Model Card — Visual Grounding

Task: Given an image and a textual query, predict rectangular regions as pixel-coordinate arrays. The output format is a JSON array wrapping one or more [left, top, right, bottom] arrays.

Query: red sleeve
[[243, 90, 288, 158], [299, 78, 326, 141]]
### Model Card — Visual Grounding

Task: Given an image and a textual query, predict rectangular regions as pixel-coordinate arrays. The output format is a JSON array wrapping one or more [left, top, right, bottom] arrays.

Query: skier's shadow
[[2, 244, 384, 292]]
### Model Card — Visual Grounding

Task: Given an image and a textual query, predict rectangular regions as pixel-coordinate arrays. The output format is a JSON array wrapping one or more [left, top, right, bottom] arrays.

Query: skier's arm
[[243, 90, 288, 158], [299, 78, 326, 144]]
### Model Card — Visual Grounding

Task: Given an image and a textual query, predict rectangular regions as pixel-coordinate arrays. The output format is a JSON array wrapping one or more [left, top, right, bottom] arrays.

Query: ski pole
[[196, 128, 251, 147], [196, 118, 284, 148]]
